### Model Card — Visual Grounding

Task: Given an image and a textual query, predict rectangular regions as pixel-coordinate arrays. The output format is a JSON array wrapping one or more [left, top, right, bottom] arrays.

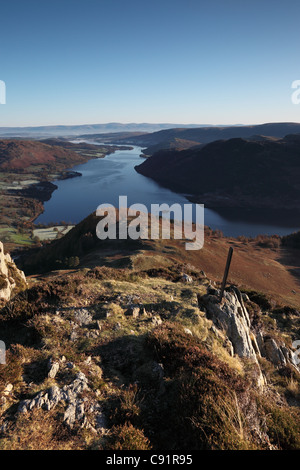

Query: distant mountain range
[[2, 122, 300, 140], [135, 134, 300, 210], [109, 122, 300, 153], [0, 122, 209, 138]]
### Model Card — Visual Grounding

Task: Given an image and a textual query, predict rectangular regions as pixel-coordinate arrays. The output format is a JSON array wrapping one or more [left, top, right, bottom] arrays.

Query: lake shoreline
[[34, 143, 300, 238]]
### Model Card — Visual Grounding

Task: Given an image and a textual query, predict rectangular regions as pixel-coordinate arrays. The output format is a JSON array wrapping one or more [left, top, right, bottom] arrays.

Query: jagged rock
[[152, 315, 162, 326], [48, 386, 61, 407], [87, 330, 100, 338], [184, 328, 193, 336], [201, 287, 258, 361], [17, 371, 106, 431], [0, 241, 26, 303], [201, 285, 299, 381], [255, 331, 265, 356], [264, 338, 287, 367], [18, 400, 31, 413], [47, 358, 60, 379], [207, 286, 219, 296], [210, 325, 234, 357], [126, 305, 140, 318], [74, 309, 93, 326], [182, 273, 193, 283], [3, 384, 13, 396], [63, 401, 77, 428], [0, 242, 9, 278], [280, 345, 300, 371], [0, 340, 6, 365], [255, 331, 300, 372]]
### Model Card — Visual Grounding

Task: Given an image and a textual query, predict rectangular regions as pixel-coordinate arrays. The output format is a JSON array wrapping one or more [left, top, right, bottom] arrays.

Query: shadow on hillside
[[277, 247, 300, 288], [92, 333, 152, 387]]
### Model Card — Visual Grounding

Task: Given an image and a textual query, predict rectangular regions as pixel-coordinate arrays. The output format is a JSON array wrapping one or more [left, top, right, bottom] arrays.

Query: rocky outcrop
[[199, 287, 258, 361], [199, 286, 300, 376], [47, 358, 60, 379], [182, 273, 193, 283], [256, 335, 299, 372], [18, 371, 106, 432], [0, 241, 26, 303]]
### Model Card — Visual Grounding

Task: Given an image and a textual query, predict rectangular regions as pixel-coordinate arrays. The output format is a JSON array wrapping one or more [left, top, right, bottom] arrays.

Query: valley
[[0, 139, 131, 250], [0, 125, 300, 451]]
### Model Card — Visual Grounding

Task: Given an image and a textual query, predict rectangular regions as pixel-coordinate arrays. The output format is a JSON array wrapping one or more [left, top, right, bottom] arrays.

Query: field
[[33, 226, 75, 241]]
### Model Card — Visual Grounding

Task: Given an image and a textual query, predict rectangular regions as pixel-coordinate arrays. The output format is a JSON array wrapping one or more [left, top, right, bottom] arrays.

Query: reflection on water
[[35, 144, 300, 237]]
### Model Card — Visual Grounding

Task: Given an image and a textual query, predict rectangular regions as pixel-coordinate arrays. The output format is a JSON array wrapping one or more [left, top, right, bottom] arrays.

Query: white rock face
[[201, 288, 258, 361], [18, 371, 106, 432], [200, 286, 300, 378], [0, 241, 26, 303]]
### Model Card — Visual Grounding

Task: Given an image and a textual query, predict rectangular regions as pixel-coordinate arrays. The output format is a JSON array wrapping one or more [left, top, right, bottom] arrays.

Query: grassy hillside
[[0, 139, 119, 249], [17, 210, 300, 309], [0, 140, 89, 172], [0, 222, 299, 450]]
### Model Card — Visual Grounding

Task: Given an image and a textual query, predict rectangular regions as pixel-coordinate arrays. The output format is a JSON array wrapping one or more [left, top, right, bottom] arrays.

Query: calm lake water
[[35, 143, 300, 237]]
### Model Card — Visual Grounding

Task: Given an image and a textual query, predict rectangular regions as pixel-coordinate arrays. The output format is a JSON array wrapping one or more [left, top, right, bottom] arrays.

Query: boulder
[[264, 338, 287, 367], [0, 241, 26, 303], [126, 305, 140, 318], [152, 315, 163, 326], [74, 309, 93, 326], [47, 359, 60, 379], [182, 273, 193, 283]]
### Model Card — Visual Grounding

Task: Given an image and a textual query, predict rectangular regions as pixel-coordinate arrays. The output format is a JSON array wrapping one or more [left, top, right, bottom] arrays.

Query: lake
[[35, 143, 300, 237]]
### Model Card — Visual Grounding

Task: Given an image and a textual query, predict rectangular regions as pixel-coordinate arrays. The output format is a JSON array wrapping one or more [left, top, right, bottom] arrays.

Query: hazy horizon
[[0, 120, 300, 130]]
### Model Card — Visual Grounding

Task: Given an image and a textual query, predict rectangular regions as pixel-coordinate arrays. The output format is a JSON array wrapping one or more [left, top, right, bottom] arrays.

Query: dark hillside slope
[[135, 135, 300, 209], [116, 122, 300, 147]]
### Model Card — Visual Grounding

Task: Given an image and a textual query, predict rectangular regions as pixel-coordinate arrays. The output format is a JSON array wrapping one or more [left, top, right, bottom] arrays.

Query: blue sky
[[1, 0, 300, 126]]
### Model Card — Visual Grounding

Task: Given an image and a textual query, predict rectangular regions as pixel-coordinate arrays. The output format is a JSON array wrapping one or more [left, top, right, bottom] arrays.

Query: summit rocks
[[0, 241, 26, 303]]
